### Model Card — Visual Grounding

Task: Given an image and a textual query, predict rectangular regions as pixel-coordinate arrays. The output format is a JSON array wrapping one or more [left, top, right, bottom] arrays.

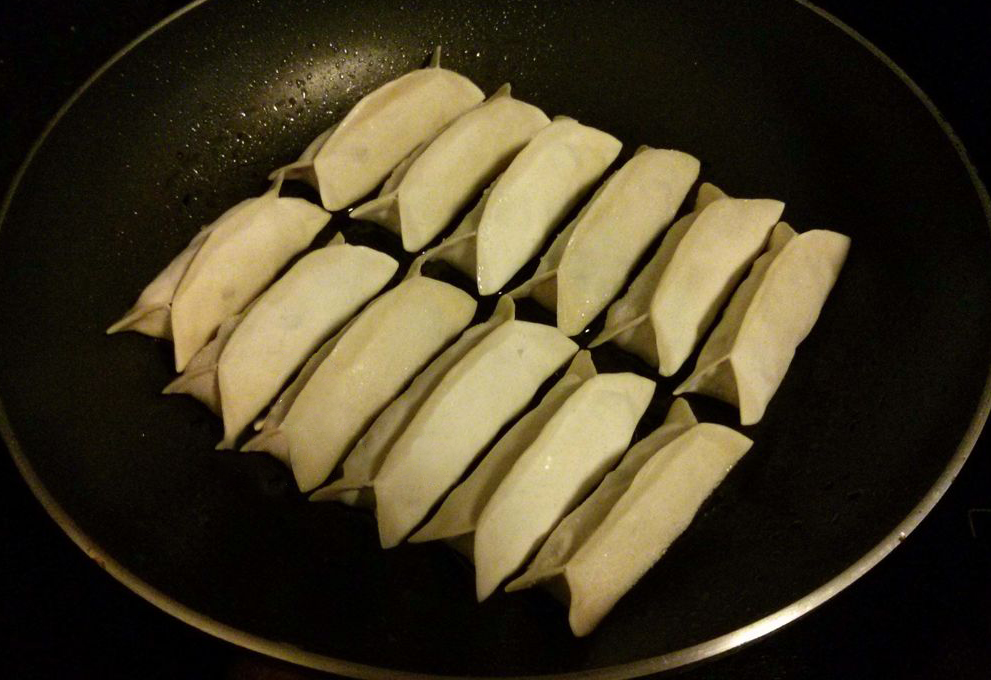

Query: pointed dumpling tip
[[215, 436, 237, 451], [267, 170, 286, 195]]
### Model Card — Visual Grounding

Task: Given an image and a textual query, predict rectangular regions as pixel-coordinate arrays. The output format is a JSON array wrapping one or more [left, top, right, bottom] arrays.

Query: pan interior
[[1, 0, 990, 675]]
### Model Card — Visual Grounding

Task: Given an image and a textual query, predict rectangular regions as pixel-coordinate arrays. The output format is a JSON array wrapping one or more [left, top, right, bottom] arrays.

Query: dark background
[[1, 1, 989, 678]]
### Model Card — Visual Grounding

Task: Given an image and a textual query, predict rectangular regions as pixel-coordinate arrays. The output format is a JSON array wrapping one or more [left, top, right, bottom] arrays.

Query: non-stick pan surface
[[1, 0, 990, 677]]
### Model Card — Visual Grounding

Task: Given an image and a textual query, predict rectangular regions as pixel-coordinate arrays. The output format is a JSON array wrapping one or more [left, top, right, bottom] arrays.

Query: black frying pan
[[2, 0, 990, 677]]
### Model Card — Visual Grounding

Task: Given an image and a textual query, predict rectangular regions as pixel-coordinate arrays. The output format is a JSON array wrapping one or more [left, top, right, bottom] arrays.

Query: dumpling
[[559, 423, 752, 636], [106, 198, 256, 339], [373, 319, 579, 548], [475, 117, 621, 294], [514, 146, 700, 335], [589, 184, 783, 375], [649, 195, 784, 376], [169, 178, 331, 371], [272, 47, 484, 211], [349, 84, 550, 251], [505, 398, 697, 593], [675, 224, 850, 424], [408, 118, 621, 295], [241, 276, 476, 492], [473, 371, 656, 600], [312, 296, 518, 507], [589, 183, 726, 365], [212, 239, 398, 447], [409, 350, 598, 545]]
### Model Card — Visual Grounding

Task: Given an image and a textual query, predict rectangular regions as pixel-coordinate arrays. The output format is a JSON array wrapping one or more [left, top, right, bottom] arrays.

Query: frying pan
[[1, 0, 990, 677]]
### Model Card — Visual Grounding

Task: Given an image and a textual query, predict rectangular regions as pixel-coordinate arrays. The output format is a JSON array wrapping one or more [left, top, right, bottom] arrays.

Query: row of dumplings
[[122, 259, 753, 635], [110, 47, 849, 421], [108, 49, 849, 634]]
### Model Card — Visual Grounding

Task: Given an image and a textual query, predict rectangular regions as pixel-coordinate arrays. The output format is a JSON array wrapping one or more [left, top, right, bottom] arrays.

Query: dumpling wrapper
[[408, 118, 620, 294], [106, 198, 254, 339], [349, 84, 550, 251], [467, 117, 621, 295], [312, 296, 518, 507], [272, 48, 484, 211], [675, 224, 850, 424], [409, 350, 598, 544], [505, 398, 696, 593], [473, 372, 656, 601], [515, 146, 700, 335], [170, 180, 331, 371], [590, 183, 727, 366], [212, 240, 398, 447], [563, 423, 753, 636], [649, 195, 784, 376], [373, 320, 579, 548], [242, 276, 476, 492]]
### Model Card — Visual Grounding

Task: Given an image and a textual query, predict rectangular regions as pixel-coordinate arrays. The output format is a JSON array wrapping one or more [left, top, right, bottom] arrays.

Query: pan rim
[[1, 0, 989, 677]]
